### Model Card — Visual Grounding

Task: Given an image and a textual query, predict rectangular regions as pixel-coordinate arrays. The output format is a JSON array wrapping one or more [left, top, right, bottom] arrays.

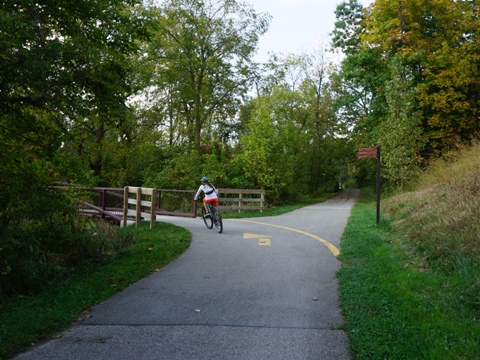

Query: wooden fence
[[149, 188, 265, 217], [216, 189, 265, 213], [121, 188, 265, 221], [52, 184, 265, 225]]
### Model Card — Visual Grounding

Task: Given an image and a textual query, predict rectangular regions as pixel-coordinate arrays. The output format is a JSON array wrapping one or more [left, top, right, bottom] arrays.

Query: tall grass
[[383, 142, 480, 269]]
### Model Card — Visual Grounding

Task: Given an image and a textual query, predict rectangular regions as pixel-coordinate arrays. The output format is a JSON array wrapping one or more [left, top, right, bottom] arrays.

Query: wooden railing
[[123, 187, 157, 229], [154, 188, 265, 217], [155, 189, 198, 217], [50, 184, 125, 223], [52, 184, 265, 225], [216, 189, 265, 213]]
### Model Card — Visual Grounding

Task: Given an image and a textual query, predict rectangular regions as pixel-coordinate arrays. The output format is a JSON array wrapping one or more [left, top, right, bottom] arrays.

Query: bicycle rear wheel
[[202, 205, 213, 229], [212, 207, 223, 233]]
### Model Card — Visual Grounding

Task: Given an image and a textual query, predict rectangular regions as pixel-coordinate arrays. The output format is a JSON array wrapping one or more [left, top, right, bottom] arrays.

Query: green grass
[[338, 189, 480, 360], [0, 221, 191, 360]]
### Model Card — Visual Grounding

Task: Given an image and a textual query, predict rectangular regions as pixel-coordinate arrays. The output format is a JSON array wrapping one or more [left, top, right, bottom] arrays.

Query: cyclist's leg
[[202, 204, 213, 229], [208, 202, 214, 216], [203, 199, 210, 216], [211, 199, 218, 220]]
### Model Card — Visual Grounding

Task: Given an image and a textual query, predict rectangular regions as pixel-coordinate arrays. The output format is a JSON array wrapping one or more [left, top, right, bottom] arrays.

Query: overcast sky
[[247, 0, 373, 62]]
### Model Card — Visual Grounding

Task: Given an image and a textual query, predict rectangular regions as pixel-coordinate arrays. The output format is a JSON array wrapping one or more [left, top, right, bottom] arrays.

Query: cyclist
[[194, 176, 218, 217]]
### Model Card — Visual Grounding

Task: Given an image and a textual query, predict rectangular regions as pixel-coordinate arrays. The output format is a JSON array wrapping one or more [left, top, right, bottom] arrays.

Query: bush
[[0, 162, 135, 297]]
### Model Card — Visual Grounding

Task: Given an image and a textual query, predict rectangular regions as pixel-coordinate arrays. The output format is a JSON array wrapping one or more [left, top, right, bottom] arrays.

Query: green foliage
[[236, 51, 355, 202], [0, 173, 141, 296], [361, 0, 480, 154], [0, 0, 153, 295], [377, 58, 425, 188], [234, 93, 299, 200], [200, 147, 231, 187], [331, 0, 364, 55], [0, 221, 191, 359], [333, 0, 480, 190], [143, 148, 202, 190], [140, 0, 271, 150], [143, 144, 244, 192], [100, 121, 166, 187], [332, 0, 390, 150], [1, 0, 149, 132]]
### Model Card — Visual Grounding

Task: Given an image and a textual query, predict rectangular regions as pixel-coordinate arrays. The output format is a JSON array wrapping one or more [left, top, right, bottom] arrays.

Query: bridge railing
[[50, 184, 124, 223], [51, 184, 265, 225]]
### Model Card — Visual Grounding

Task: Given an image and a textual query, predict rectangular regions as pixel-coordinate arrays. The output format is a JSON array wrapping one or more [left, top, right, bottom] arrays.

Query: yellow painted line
[[233, 220, 340, 257], [258, 239, 271, 246], [243, 233, 272, 239]]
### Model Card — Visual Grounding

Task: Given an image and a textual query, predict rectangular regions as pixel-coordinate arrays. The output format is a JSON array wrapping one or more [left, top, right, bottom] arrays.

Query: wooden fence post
[[101, 189, 106, 212], [150, 189, 157, 229], [136, 187, 142, 227], [122, 187, 129, 228]]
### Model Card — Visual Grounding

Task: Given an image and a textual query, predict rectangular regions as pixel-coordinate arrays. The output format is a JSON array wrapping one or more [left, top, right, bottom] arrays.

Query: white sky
[[248, 0, 373, 62]]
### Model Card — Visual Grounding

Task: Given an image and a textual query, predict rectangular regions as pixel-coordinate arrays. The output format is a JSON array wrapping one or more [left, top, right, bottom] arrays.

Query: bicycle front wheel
[[212, 207, 223, 233], [202, 206, 213, 229]]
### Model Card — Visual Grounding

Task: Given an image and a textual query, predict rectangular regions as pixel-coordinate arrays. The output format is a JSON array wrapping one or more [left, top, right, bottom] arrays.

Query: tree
[[300, 49, 344, 193], [0, 0, 152, 182], [0, 0, 151, 294], [141, 0, 271, 150], [331, 0, 389, 149], [416, 0, 480, 152], [331, 0, 364, 56], [235, 91, 303, 200], [361, 0, 480, 154], [378, 58, 424, 187]]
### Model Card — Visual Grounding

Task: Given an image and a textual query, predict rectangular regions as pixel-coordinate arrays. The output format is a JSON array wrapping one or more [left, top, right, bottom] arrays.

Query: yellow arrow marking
[[235, 220, 340, 257], [243, 233, 272, 239]]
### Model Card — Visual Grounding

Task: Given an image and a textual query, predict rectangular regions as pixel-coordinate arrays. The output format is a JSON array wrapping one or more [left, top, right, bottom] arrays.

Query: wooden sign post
[[357, 146, 381, 226]]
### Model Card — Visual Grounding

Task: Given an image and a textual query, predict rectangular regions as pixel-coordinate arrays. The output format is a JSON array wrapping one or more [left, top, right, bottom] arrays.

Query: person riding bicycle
[[194, 176, 219, 217]]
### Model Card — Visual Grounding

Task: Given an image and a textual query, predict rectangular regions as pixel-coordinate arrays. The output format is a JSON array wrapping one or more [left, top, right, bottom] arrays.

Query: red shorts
[[204, 198, 219, 207]]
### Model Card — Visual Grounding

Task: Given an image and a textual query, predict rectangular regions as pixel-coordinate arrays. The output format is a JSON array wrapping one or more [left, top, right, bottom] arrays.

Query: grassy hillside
[[338, 142, 480, 359], [384, 142, 479, 266]]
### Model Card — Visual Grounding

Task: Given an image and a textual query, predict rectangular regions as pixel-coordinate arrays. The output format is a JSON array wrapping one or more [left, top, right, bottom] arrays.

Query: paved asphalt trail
[[13, 190, 360, 360]]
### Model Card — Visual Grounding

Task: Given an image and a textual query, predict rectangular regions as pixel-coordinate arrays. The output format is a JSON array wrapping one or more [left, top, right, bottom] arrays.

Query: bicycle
[[200, 200, 223, 233]]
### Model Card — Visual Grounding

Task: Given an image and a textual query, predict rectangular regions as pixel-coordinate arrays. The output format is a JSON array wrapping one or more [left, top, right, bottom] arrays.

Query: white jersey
[[194, 184, 218, 201]]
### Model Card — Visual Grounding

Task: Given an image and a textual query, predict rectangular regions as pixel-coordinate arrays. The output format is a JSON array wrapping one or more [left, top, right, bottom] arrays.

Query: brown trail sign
[[357, 146, 381, 226], [357, 146, 378, 159]]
